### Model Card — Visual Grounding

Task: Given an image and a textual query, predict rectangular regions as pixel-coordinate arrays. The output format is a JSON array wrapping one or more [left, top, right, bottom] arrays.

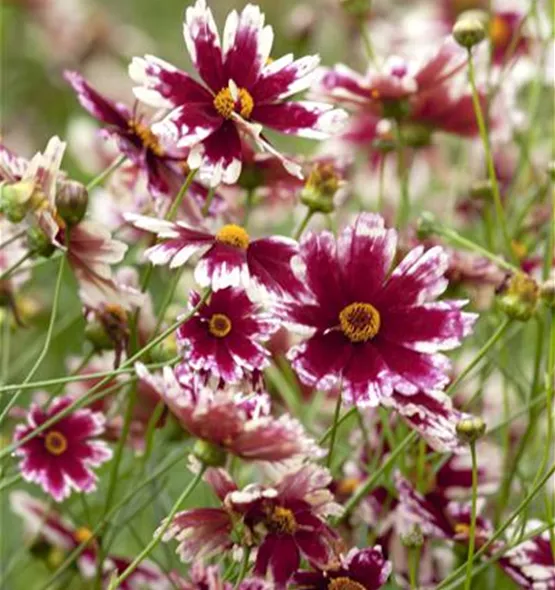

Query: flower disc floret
[[44, 431, 68, 456], [213, 86, 254, 119], [127, 120, 164, 156], [339, 302, 381, 342], [208, 313, 232, 338], [329, 578, 367, 590], [215, 224, 250, 250], [266, 506, 298, 534]]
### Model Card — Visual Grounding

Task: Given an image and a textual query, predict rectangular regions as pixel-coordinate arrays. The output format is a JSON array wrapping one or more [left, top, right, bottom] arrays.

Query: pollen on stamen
[[328, 578, 367, 590], [44, 431, 68, 456], [208, 313, 232, 338], [215, 224, 250, 250], [128, 120, 164, 156], [213, 87, 254, 119], [339, 302, 381, 342]]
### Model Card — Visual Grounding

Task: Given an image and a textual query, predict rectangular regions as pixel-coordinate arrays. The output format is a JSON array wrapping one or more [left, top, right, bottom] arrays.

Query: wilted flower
[[279, 213, 477, 405], [125, 212, 304, 297], [129, 0, 346, 186], [13, 396, 113, 502]]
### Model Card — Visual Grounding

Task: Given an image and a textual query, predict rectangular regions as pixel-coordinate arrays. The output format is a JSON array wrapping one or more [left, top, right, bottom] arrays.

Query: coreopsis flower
[[294, 546, 392, 589], [279, 213, 477, 406], [13, 396, 113, 501], [135, 363, 323, 463], [176, 288, 277, 383], [227, 463, 343, 587], [125, 213, 304, 297], [129, 0, 346, 186]]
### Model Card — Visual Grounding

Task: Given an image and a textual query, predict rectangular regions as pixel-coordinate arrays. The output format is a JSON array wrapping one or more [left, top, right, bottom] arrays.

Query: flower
[[129, 0, 346, 186], [170, 559, 274, 589], [135, 363, 323, 463], [13, 396, 113, 501], [124, 212, 304, 297], [279, 213, 477, 406], [227, 463, 343, 587], [65, 70, 211, 210], [176, 288, 277, 383], [293, 546, 392, 589]]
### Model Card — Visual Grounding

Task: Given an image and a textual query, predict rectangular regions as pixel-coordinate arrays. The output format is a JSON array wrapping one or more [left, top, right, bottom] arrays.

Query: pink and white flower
[[176, 288, 277, 383], [279, 213, 477, 406], [125, 212, 304, 297], [129, 0, 346, 186], [13, 396, 113, 502]]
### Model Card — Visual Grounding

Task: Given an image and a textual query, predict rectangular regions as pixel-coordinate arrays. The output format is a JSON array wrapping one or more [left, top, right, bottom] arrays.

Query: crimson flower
[[279, 213, 477, 406], [125, 213, 304, 297], [13, 396, 112, 502], [293, 546, 392, 590], [129, 0, 346, 186]]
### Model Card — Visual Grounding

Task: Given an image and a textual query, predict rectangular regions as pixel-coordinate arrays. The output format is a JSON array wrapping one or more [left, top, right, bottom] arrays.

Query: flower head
[[129, 0, 346, 186], [279, 213, 477, 406], [13, 396, 113, 501], [125, 212, 305, 297]]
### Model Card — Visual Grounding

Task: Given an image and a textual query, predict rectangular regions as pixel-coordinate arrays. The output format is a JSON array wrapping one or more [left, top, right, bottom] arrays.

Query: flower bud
[[540, 279, 555, 307], [469, 180, 494, 201], [26, 227, 55, 258], [416, 212, 437, 240], [300, 162, 341, 214], [402, 123, 432, 149], [456, 416, 486, 443], [0, 181, 35, 223], [84, 319, 115, 351], [453, 13, 486, 48], [55, 180, 88, 226], [401, 525, 424, 549], [497, 273, 539, 321], [193, 439, 227, 467]]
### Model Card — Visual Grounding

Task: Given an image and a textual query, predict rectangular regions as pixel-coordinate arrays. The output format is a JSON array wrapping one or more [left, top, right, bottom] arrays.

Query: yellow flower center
[[208, 313, 232, 338], [336, 477, 360, 496], [267, 506, 298, 534], [215, 224, 250, 250], [454, 523, 471, 537], [74, 527, 94, 545], [213, 86, 254, 119], [339, 302, 381, 343], [128, 120, 164, 156], [489, 15, 512, 48], [44, 430, 68, 456], [329, 577, 366, 590], [370, 88, 381, 99]]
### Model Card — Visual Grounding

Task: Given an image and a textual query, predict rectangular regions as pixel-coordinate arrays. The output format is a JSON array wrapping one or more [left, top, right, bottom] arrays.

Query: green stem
[[152, 267, 185, 337], [394, 120, 410, 228], [201, 186, 216, 217], [326, 391, 343, 468], [235, 547, 252, 588], [466, 48, 514, 261], [293, 209, 315, 241], [463, 442, 479, 590], [408, 546, 420, 590], [0, 229, 26, 251], [110, 465, 206, 588], [166, 168, 198, 221], [86, 155, 126, 191], [318, 407, 357, 444], [0, 253, 65, 423], [243, 188, 255, 226], [1, 315, 9, 385]]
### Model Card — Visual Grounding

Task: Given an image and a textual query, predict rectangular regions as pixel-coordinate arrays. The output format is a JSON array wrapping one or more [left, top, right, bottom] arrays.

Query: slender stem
[[1, 315, 9, 385], [408, 546, 420, 590], [394, 120, 410, 228], [111, 465, 207, 588], [243, 188, 255, 226], [543, 310, 555, 557], [358, 21, 377, 65], [0, 290, 211, 461], [166, 168, 198, 221], [0, 229, 26, 251], [152, 267, 185, 337], [234, 547, 252, 588], [86, 155, 126, 191], [466, 48, 514, 260], [201, 186, 216, 217], [326, 390, 343, 468], [0, 250, 34, 282], [0, 253, 65, 423], [293, 209, 314, 241], [463, 442, 479, 590], [318, 407, 357, 444]]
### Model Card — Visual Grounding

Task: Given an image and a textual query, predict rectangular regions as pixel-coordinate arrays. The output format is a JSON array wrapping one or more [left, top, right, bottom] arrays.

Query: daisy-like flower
[[124, 212, 304, 297], [176, 288, 277, 383], [13, 396, 113, 502], [279, 213, 477, 406], [293, 546, 392, 589], [129, 0, 346, 186], [227, 463, 343, 587], [170, 559, 273, 589], [135, 363, 323, 463]]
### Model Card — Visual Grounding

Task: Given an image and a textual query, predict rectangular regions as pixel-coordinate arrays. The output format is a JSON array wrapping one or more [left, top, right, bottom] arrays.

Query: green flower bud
[[0, 181, 35, 223], [540, 279, 555, 307], [55, 180, 88, 226], [401, 525, 424, 549], [193, 440, 227, 467], [453, 14, 486, 48], [26, 227, 55, 258], [456, 416, 486, 443], [497, 273, 539, 321], [300, 163, 341, 214]]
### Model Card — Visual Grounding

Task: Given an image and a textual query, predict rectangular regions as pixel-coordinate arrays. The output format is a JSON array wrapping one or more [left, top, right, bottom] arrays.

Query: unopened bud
[[456, 416, 486, 443], [55, 180, 88, 226], [300, 163, 341, 214], [402, 123, 432, 149], [0, 181, 35, 223], [416, 212, 437, 240], [470, 180, 494, 201], [84, 320, 115, 351], [498, 273, 539, 321], [540, 279, 555, 307], [26, 227, 55, 258], [193, 439, 227, 467], [401, 525, 424, 549], [453, 14, 486, 48]]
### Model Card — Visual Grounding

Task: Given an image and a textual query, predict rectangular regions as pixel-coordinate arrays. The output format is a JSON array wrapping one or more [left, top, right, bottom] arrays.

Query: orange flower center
[[370, 88, 381, 99], [489, 15, 512, 48], [213, 86, 254, 119], [128, 120, 164, 156], [336, 477, 360, 496], [454, 522, 471, 537], [267, 506, 298, 534], [329, 577, 366, 590], [208, 313, 232, 338], [44, 430, 68, 455], [74, 527, 94, 545], [339, 302, 381, 342], [215, 224, 250, 250]]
